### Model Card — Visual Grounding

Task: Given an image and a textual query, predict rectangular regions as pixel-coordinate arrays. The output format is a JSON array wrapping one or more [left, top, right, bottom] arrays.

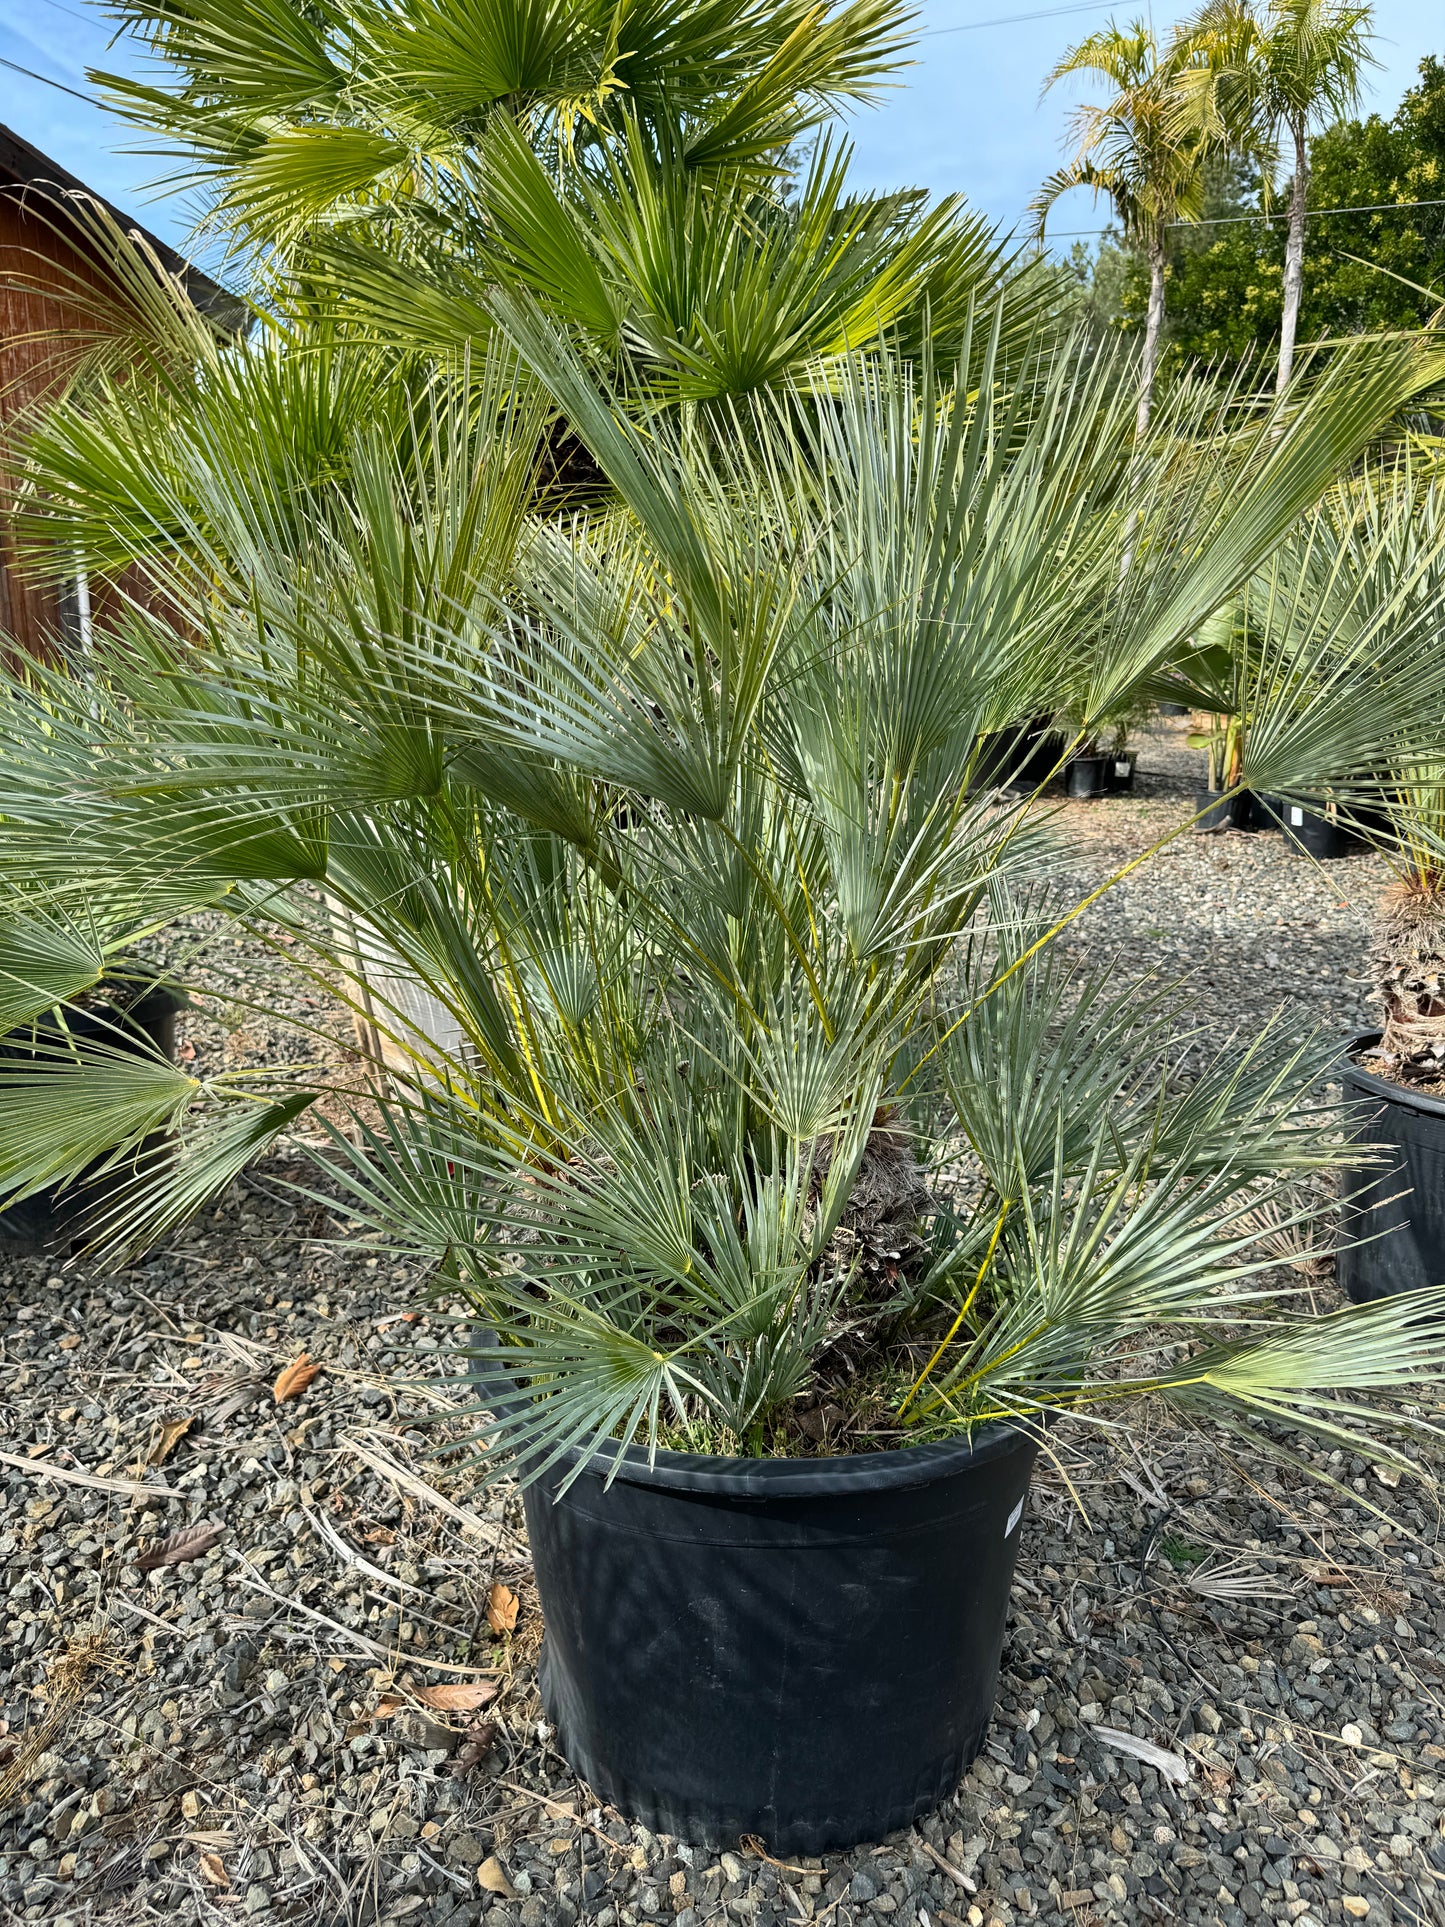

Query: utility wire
[[31, 0, 96, 22], [1044, 196, 1445, 238], [0, 52, 95, 104], [922, 0, 1116, 35]]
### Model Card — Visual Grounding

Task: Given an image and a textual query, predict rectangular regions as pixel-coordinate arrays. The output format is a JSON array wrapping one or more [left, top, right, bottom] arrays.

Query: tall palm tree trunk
[[1123, 230, 1168, 576], [1276, 118, 1309, 395], [1136, 231, 1167, 438]]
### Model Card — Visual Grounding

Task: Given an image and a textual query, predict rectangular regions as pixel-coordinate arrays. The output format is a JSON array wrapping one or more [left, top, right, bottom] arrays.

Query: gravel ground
[[2, 719, 1442, 1927]]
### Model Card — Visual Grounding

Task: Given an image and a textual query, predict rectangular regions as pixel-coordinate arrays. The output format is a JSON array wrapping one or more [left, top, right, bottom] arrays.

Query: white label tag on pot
[[1290, 806, 1305, 826], [1005, 1496, 1024, 1539], [1114, 761, 1130, 778]]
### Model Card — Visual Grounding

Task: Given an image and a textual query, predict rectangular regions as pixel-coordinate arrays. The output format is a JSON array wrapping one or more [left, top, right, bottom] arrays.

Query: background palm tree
[[97, 0, 913, 261], [1032, 21, 1206, 436], [87, 0, 1059, 414], [1176, 0, 1376, 394]]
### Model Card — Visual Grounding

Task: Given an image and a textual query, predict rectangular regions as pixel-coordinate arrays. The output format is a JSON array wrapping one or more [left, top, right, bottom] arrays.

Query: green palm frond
[[0, 1043, 198, 1204], [96, 0, 917, 261], [7, 272, 1445, 1479]]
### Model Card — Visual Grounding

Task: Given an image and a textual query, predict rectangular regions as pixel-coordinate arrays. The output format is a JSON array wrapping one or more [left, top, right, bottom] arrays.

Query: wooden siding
[[3, 189, 109, 656], [0, 186, 142, 660]]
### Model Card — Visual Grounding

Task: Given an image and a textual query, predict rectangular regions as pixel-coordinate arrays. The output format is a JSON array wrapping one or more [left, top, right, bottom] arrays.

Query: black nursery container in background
[[1193, 789, 1243, 832], [1338, 1032, 1445, 1303], [1066, 754, 1111, 799], [0, 986, 184, 1252], [974, 719, 1064, 794], [1238, 792, 1282, 832], [1279, 800, 1365, 860], [1107, 752, 1135, 793]]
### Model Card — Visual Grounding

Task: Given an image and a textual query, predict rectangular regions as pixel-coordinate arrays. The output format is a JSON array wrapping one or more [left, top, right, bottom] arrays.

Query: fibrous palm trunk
[[1276, 120, 1310, 397], [1373, 876, 1445, 1082]]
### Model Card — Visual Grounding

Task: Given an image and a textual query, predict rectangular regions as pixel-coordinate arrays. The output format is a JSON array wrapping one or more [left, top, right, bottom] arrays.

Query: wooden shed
[[0, 122, 240, 659]]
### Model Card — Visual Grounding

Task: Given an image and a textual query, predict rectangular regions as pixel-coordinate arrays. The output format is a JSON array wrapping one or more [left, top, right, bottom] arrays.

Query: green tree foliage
[[1072, 57, 1445, 363]]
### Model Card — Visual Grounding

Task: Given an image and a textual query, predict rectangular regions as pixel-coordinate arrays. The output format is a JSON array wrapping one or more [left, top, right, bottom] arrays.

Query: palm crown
[[5, 240, 1445, 1479], [1033, 23, 1205, 250], [1174, 0, 1375, 166], [92, 0, 1057, 404], [1032, 21, 1208, 434]]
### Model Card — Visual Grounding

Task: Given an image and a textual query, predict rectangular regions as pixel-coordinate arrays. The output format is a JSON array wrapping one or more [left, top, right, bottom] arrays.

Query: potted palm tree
[[1219, 460, 1445, 1297], [5, 287, 1445, 1848], [1339, 775, 1445, 1300]]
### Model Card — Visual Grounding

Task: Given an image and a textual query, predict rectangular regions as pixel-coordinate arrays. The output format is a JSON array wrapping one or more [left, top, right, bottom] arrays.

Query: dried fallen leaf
[[477, 1856, 517, 1898], [361, 1526, 395, 1547], [149, 1415, 199, 1467], [416, 1680, 500, 1714], [135, 1522, 224, 1572], [486, 1583, 518, 1634], [273, 1353, 323, 1404], [449, 1720, 498, 1778], [1372, 1463, 1402, 1489], [373, 1694, 406, 1719], [198, 1851, 229, 1888], [1091, 1725, 1191, 1787]]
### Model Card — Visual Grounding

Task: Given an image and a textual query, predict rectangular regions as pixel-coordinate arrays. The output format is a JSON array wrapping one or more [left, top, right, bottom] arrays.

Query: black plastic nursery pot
[[1106, 753, 1135, 794], [509, 1408, 1039, 1853], [1277, 800, 1365, 860], [1010, 729, 1066, 791], [974, 719, 1062, 793], [1193, 788, 1242, 832], [1066, 754, 1112, 800], [1157, 701, 1189, 717], [1338, 1031, 1445, 1303], [1238, 791, 1282, 833], [0, 986, 183, 1253]]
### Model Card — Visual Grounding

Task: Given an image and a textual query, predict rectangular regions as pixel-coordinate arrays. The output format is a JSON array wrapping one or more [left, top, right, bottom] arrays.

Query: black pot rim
[[466, 1329, 1033, 1498], [1344, 1030, 1445, 1120]]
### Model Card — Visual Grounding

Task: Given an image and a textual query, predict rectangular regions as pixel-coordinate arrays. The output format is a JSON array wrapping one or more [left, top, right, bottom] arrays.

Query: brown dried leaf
[[198, 1851, 229, 1888], [449, 1721, 498, 1778], [486, 1583, 518, 1634], [273, 1353, 323, 1404], [149, 1415, 199, 1467], [415, 1680, 499, 1713], [373, 1695, 406, 1719], [477, 1856, 517, 1897], [1304, 1563, 1353, 1586], [135, 1522, 224, 1572]]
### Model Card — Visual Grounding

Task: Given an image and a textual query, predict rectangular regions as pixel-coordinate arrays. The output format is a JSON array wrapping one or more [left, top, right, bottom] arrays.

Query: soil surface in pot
[[0, 728, 1439, 1927]]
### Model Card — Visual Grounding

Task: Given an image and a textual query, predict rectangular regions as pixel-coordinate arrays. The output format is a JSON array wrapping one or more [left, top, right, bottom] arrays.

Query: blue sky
[[2, 0, 1440, 262]]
